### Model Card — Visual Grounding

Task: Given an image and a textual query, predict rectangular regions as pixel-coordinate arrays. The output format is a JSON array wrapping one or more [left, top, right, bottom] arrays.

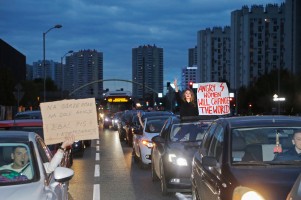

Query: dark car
[[191, 115, 301, 200], [286, 172, 301, 200], [14, 110, 42, 120], [151, 115, 215, 195], [112, 111, 123, 130]]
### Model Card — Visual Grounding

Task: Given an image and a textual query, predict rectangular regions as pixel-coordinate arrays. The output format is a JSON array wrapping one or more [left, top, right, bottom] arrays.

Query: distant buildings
[[181, 66, 197, 91], [64, 50, 103, 99], [132, 44, 163, 99]]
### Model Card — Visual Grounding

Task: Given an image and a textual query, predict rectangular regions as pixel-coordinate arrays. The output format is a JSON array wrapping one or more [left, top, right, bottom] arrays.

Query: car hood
[[227, 166, 301, 200], [168, 142, 201, 161], [1, 181, 48, 200], [143, 132, 159, 141]]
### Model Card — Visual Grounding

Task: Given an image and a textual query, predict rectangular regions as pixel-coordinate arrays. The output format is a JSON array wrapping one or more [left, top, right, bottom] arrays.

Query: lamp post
[[61, 50, 73, 98], [43, 24, 62, 102]]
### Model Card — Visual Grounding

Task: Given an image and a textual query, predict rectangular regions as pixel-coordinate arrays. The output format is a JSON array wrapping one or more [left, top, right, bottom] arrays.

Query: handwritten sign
[[40, 98, 99, 145], [196, 82, 230, 115]]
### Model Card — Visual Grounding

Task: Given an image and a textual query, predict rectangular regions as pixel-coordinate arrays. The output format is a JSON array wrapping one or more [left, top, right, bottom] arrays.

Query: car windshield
[[0, 143, 35, 186], [170, 121, 212, 142], [145, 119, 166, 133], [231, 127, 301, 164]]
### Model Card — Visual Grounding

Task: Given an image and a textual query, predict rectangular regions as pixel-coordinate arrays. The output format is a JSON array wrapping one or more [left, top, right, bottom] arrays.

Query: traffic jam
[[1, 83, 301, 200]]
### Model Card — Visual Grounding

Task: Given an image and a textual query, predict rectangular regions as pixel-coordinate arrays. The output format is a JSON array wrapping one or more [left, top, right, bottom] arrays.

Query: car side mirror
[[54, 167, 74, 183], [202, 156, 217, 167], [152, 135, 164, 143]]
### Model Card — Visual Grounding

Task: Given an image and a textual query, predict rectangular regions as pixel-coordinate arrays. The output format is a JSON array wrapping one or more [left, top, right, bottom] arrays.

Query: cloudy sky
[[0, 0, 283, 92]]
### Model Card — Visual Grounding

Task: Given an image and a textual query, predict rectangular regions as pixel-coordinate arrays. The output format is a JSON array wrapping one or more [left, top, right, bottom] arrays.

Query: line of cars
[[115, 111, 301, 199]]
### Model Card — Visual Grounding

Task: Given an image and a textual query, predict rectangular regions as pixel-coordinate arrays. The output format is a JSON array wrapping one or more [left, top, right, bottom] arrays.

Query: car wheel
[[138, 148, 147, 169], [192, 184, 199, 200], [151, 157, 159, 182], [160, 162, 168, 195], [133, 148, 139, 163]]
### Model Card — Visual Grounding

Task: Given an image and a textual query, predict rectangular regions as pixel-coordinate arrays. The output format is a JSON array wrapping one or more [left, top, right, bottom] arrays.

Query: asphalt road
[[68, 127, 184, 200]]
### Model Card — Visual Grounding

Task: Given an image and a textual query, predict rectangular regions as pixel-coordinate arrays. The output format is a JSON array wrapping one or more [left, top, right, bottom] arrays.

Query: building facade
[[132, 45, 163, 99], [181, 66, 197, 91], [64, 49, 103, 99], [197, 27, 231, 84]]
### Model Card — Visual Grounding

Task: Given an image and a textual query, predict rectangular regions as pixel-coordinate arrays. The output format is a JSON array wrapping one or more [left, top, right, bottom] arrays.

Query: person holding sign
[[174, 78, 199, 118]]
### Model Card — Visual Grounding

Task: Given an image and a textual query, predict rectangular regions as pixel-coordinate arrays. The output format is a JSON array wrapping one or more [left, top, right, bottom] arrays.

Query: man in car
[[0, 135, 74, 179], [274, 130, 301, 161]]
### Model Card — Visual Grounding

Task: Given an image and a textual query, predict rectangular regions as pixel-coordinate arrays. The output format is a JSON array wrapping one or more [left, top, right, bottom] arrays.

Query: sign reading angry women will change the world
[[40, 98, 99, 145], [196, 82, 230, 115]]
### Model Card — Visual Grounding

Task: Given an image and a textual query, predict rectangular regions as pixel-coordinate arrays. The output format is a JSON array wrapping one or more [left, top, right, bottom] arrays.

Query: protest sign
[[196, 82, 230, 115], [40, 98, 99, 145]]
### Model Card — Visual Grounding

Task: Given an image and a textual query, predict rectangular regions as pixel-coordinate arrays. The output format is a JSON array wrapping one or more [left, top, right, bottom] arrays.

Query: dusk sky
[[0, 0, 283, 92]]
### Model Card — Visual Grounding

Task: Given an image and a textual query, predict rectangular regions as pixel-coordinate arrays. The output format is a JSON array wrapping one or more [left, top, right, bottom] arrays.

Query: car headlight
[[233, 186, 266, 200], [142, 140, 153, 148], [168, 154, 188, 166], [104, 117, 110, 121]]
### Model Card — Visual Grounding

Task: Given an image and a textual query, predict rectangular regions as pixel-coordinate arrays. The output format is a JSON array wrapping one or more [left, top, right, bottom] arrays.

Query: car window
[[208, 124, 224, 161], [145, 119, 166, 133], [231, 127, 301, 164], [170, 121, 212, 142], [0, 143, 35, 185], [202, 122, 218, 150]]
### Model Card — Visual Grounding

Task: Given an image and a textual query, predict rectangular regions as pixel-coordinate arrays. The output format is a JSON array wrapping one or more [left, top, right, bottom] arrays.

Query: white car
[[0, 131, 74, 200], [133, 116, 170, 169]]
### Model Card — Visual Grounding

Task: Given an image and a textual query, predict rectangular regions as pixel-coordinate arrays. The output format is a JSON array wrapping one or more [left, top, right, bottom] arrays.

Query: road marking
[[96, 146, 99, 151], [96, 152, 100, 161], [93, 184, 100, 200], [94, 164, 100, 177], [96, 140, 99, 145]]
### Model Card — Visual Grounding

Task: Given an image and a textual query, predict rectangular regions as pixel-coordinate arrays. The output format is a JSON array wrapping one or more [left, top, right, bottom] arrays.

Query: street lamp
[[273, 94, 286, 114], [43, 24, 62, 102], [61, 50, 73, 98]]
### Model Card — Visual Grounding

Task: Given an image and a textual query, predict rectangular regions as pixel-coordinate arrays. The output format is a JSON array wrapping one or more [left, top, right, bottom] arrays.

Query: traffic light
[[189, 81, 193, 89]]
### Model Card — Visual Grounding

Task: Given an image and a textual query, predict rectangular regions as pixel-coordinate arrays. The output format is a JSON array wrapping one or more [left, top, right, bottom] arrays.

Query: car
[[0, 119, 73, 168], [191, 115, 301, 200], [14, 110, 42, 119], [0, 131, 74, 200], [132, 115, 170, 169], [286, 172, 301, 200], [151, 115, 215, 195], [126, 110, 174, 147], [112, 111, 123, 130]]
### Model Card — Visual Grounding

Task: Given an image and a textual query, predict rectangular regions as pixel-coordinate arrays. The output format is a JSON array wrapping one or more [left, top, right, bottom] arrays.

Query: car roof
[[0, 119, 43, 128], [217, 115, 301, 128], [0, 131, 36, 143]]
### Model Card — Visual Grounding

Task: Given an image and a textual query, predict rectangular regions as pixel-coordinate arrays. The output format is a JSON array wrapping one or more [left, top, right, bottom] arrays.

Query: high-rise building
[[0, 39, 26, 84], [32, 60, 60, 83], [181, 66, 197, 90], [64, 49, 103, 99], [188, 46, 197, 67], [230, 4, 286, 90], [132, 45, 163, 99], [197, 27, 231, 84]]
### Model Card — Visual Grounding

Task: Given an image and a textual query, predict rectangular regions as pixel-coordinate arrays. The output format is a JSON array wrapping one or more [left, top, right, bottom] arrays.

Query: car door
[[199, 124, 224, 200], [36, 137, 66, 200], [193, 122, 218, 195]]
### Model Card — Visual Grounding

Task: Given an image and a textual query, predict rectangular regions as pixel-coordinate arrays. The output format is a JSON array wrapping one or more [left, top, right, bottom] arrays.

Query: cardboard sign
[[196, 82, 230, 115], [40, 98, 99, 145]]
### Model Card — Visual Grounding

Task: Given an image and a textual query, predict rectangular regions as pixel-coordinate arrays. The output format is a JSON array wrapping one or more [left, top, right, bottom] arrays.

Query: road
[[68, 127, 188, 200]]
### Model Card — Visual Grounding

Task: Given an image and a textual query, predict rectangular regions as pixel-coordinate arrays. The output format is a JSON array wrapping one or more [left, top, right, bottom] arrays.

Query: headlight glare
[[233, 186, 265, 200], [168, 154, 188, 166]]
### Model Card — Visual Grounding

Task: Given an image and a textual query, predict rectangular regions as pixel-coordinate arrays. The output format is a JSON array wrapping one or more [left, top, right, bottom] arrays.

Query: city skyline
[[0, 0, 283, 92]]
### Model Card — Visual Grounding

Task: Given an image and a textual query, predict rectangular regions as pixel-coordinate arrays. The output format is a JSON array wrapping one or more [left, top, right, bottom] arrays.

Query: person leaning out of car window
[[174, 78, 198, 118], [137, 111, 156, 132], [274, 130, 301, 161], [0, 135, 75, 179]]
